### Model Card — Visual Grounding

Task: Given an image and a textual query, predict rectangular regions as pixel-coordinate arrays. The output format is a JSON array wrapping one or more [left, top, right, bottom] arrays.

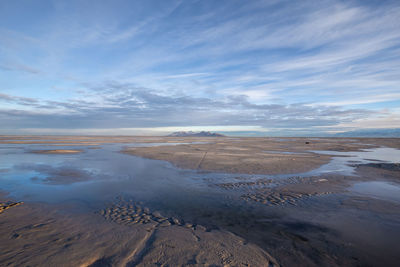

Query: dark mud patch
[[359, 163, 400, 171]]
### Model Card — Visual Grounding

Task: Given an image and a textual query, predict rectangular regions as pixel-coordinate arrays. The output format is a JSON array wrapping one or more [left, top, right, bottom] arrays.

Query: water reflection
[[1, 144, 400, 209], [0, 143, 232, 214], [1, 142, 400, 266], [349, 181, 400, 203], [308, 147, 400, 176]]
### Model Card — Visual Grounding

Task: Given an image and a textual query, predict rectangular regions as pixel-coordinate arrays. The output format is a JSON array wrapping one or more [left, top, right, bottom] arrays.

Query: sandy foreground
[[0, 196, 277, 267], [0, 136, 400, 266]]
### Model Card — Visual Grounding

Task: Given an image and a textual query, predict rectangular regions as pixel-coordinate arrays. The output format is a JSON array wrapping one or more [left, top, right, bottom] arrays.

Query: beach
[[0, 136, 399, 266]]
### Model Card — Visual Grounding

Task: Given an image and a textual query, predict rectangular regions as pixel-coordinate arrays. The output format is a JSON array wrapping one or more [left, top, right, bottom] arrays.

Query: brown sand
[[121, 137, 381, 175], [0, 201, 23, 214], [0, 196, 278, 267]]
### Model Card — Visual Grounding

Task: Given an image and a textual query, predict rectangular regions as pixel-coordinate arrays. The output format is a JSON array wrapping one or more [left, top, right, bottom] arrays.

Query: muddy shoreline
[[0, 136, 399, 266]]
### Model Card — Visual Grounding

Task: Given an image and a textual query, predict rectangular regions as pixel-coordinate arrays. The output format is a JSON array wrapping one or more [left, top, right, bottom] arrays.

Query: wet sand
[[0, 200, 23, 214], [122, 137, 400, 174], [31, 149, 83, 154], [0, 136, 400, 266], [0, 195, 277, 267]]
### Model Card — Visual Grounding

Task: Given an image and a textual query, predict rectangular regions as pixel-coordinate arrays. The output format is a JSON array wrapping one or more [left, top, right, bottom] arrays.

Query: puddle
[[349, 181, 400, 203], [0, 143, 234, 214], [307, 147, 400, 176]]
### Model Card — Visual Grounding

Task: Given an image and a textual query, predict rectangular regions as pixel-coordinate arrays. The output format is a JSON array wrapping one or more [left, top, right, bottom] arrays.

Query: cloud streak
[[0, 83, 372, 132], [0, 0, 399, 135]]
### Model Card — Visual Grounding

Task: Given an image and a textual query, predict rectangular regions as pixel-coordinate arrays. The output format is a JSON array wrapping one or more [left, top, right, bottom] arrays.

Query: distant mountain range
[[168, 131, 225, 137], [167, 129, 399, 137], [335, 128, 400, 137]]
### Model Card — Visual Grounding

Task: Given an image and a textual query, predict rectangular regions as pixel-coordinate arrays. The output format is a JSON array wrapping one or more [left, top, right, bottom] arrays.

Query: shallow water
[[0, 143, 224, 211], [1, 144, 400, 208], [308, 147, 400, 176], [1, 143, 400, 266], [349, 181, 400, 203]]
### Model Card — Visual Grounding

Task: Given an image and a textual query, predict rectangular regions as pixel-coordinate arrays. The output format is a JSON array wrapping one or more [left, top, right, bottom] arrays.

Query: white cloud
[[1, 0, 400, 135]]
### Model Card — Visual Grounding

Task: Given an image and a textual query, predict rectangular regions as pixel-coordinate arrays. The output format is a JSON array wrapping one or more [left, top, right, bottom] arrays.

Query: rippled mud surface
[[1, 136, 400, 266]]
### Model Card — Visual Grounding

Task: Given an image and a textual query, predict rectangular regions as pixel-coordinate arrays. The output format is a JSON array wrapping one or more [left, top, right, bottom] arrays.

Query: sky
[[0, 0, 399, 136]]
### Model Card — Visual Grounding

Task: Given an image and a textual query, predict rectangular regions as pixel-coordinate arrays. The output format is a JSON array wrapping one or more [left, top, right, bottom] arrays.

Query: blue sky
[[0, 0, 399, 136]]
